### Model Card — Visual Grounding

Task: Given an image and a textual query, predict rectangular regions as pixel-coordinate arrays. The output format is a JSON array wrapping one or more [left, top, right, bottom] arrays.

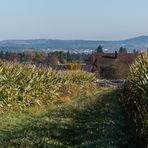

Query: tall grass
[[0, 61, 97, 112]]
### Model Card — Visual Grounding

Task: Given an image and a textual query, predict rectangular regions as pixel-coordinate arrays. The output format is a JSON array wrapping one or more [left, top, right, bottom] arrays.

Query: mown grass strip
[[0, 89, 130, 147]]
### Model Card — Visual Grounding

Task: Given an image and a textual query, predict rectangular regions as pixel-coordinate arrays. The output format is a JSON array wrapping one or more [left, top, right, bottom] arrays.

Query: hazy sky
[[0, 0, 148, 40]]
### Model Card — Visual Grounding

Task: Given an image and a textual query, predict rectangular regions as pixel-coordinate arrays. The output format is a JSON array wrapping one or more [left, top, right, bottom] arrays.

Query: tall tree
[[0, 51, 4, 59], [96, 45, 103, 53], [119, 47, 127, 53], [133, 49, 139, 55]]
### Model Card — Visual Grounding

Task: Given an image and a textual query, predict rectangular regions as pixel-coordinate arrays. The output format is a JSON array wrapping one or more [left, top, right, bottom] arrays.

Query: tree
[[5, 51, 10, 60], [0, 51, 4, 59], [133, 49, 139, 55], [119, 47, 127, 53], [67, 51, 71, 62], [96, 45, 103, 53]]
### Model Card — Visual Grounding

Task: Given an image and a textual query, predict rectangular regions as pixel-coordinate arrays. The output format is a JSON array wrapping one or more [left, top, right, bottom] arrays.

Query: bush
[[100, 62, 129, 79], [66, 62, 81, 70]]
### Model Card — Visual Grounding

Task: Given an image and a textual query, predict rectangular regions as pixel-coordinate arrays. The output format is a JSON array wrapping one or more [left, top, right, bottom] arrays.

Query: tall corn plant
[[127, 52, 148, 114], [122, 52, 148, 146], [0, 61, 97, 111]]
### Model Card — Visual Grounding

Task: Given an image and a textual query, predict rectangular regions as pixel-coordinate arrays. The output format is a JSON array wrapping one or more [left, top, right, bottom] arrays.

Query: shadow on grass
[[0, 90, 131, 148]]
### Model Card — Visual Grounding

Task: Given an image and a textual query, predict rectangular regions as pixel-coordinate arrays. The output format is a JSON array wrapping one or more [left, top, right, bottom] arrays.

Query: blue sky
[[0, 0, 148, 40]]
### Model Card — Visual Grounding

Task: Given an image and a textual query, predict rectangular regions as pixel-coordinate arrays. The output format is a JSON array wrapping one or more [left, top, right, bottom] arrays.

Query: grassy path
[[0, 89, 130, 147]]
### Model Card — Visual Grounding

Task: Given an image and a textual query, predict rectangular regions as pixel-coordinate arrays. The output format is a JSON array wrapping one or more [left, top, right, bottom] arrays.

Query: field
[[0, 61, 97, 112], [0, 53, 148, 147]]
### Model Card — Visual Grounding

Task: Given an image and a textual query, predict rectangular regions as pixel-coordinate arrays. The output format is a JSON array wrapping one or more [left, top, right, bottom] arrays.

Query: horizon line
[[0, 35, 147, 42]]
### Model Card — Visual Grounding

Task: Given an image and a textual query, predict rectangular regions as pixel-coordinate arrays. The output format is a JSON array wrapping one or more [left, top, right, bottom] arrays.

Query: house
[[87, 52, 137, 79]]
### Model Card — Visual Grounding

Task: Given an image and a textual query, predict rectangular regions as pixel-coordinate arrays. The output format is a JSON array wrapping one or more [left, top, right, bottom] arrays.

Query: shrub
[[66, 62, 81, 70], [100, 62, 129, 79]]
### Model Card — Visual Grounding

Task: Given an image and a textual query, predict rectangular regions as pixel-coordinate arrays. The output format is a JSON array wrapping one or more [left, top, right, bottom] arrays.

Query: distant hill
[[122, 36, 148, 44], [0, 36, 148, 52]]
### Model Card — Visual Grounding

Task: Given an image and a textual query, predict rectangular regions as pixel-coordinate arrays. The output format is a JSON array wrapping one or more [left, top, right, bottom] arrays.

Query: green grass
[[0, 88, 131, 147]]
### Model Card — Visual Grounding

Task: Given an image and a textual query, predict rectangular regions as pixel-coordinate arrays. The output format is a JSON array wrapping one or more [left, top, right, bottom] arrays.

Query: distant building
[[88, 52, 137, 67], [87, 52, 137, 78]]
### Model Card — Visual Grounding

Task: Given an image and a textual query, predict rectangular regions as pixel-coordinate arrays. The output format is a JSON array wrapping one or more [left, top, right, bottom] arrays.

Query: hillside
[[0, 36, 148, 52]]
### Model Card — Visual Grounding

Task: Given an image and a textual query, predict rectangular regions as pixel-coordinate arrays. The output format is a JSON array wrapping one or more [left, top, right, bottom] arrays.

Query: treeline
[[0, 50, 90, 65], [0, 51, 46, 63]]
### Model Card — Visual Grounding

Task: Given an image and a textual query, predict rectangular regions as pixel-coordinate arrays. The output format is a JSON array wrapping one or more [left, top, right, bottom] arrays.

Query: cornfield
[[0, 61, 97, 112], [127, 52, 148, 102], [121, 52, 148, 146]]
